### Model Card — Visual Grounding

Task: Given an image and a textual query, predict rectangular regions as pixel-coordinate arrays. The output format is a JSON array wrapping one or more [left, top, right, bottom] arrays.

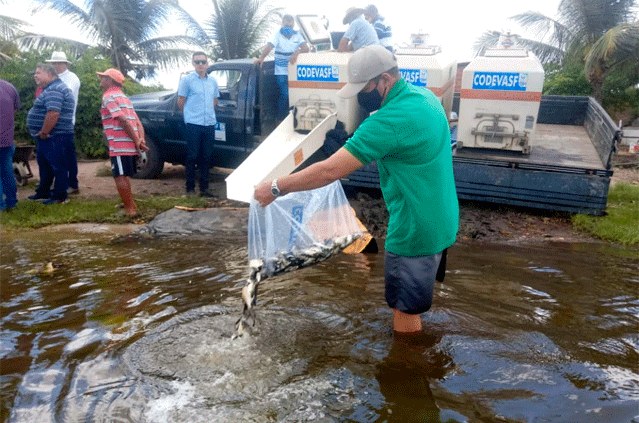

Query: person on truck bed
[[256, 14, 309, 121], [177, 51, 220, 197], [338, 7, 379, 52], [364, 4, 393, 52], [254, 45, 459, 335]]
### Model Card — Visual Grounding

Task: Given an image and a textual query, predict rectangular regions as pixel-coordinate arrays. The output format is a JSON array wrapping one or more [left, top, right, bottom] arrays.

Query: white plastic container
[[395, 36, 457, 119], [289, 52, 366, 134], [457, 41, 545, 154]]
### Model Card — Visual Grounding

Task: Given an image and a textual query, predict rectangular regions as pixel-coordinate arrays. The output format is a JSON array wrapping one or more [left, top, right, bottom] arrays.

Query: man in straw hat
[[254, 45, 459, 334], [337, 7, 379, 52], [46, 51, 81, 195], [97, 68, 148, 218]]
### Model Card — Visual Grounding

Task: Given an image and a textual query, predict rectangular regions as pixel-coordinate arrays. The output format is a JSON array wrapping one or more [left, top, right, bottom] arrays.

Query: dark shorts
[[384, 250, 445, 314], [111, 155, 136, 177]]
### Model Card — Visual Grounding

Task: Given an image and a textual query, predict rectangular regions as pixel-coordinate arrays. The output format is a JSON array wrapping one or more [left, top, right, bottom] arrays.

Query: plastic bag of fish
[[233, 181, 362, 338]]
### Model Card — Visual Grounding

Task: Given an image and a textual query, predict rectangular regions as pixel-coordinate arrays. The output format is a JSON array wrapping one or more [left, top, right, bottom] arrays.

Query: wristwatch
[[271, 179, 281, 198]]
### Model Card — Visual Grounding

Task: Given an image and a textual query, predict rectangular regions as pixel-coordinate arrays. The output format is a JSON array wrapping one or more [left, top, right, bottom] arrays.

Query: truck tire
[[132, 136, 164, 179]]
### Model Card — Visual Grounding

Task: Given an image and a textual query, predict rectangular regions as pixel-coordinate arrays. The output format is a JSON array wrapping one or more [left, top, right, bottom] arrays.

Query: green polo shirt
[[344, 78, 459, 256]]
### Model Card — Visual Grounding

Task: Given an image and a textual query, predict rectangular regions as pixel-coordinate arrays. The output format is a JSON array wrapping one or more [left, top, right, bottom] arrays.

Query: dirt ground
[[17, 156, 639, 243]]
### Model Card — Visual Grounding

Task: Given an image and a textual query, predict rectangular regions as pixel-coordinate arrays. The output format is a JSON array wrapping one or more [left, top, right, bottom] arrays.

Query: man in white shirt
[[256, 15, 309, 120], [46, 51, 81, 194]]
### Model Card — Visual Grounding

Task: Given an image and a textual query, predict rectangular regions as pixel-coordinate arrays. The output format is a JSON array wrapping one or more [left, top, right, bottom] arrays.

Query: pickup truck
[[131, 59, 280, 179], [131, 59, 620, 215]]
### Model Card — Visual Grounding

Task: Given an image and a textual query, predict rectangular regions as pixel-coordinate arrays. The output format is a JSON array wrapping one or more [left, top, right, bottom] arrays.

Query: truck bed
[[455, 123, 605, 171], [342, 95, 620, 215]]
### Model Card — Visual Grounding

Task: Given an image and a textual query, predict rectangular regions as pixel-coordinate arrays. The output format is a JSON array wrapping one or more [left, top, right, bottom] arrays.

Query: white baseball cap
[[337, 45, 397, 98]]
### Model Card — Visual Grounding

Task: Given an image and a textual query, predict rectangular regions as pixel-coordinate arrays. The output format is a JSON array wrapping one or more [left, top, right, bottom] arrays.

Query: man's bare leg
[[114, 175, 137, 216], [393, 309, 422, 333]]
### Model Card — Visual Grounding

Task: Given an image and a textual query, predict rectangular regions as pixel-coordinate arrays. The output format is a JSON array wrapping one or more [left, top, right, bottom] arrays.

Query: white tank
[[288, 52, 366, 134], [395, 35, 457, 119], [457, 39, 545, 154]]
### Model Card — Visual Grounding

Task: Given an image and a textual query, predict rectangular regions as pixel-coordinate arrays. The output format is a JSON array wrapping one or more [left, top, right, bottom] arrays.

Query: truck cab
[[131, 59, 279, 178]]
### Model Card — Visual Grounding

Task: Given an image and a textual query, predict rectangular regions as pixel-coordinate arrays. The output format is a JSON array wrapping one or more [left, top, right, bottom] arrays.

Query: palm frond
[[585, 21, 639, 76], [15, 34, 90, 57], [0, 14, 29, 40], [511, 11, 573, 55], [472, 31, 502, 56], [207, 0, 281, 60], [31, 0, 96, 37]]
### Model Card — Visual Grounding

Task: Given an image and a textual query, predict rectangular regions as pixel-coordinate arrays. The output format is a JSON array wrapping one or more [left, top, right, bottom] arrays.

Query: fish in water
[[233, 233, 360, 338]]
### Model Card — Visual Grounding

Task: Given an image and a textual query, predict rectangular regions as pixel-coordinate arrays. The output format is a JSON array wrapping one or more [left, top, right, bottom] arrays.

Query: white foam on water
[[144, 380, 199, 422]]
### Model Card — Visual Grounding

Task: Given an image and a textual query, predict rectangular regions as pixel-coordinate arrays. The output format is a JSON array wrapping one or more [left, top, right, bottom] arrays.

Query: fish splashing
[[233, 234, 360, 339]]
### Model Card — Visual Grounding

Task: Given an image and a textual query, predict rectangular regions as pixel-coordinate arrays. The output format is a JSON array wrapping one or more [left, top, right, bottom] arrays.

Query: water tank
[[457, 40, 545, 154], [288, 52, 366, 134], [395, 34, 457, 119]]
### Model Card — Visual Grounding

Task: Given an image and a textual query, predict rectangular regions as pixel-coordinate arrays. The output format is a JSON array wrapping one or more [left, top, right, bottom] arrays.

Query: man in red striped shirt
[[98, 68, 148, 217]]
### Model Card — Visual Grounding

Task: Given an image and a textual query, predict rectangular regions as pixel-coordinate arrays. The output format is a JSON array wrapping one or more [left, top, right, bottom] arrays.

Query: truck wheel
[[132, 137, 164, 179]]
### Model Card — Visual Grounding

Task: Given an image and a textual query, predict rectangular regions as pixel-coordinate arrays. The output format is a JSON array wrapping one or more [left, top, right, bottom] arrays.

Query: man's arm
[[255, 43, 274, 65], [117, 115, 147, 151], [254, 147, 363, 206], [338, 37, 352, 52], [38, 111, 60, 139], [177, 95, 186, 111], [289, 42, 310, 64]]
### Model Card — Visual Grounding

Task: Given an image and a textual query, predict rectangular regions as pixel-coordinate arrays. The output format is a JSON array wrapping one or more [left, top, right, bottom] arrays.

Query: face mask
[[357, 83, 383, 113], [280, 26, 296, 38]]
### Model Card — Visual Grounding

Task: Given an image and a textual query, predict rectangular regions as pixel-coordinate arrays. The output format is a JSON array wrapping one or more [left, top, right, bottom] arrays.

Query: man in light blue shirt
[[338, 7, 379, 52], [178, 51, 220, 196]]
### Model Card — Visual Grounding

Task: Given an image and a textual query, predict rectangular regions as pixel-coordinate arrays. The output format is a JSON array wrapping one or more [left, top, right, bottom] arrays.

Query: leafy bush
[[0, 49, 165, 158], [543, 64, 592, 96]]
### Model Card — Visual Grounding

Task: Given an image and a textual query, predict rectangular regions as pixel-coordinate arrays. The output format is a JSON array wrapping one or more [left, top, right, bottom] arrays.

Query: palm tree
[[0, 0, 29, 63], [585, 21, 639, 100], [27, 0, 209, 77], [474, 0, 638, 102], [207, 0, 281, 60]]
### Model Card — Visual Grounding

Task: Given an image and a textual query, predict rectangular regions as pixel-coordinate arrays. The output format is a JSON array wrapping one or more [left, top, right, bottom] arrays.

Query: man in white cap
[[254, 45, 459, 335], [46, 51, 81, 195]]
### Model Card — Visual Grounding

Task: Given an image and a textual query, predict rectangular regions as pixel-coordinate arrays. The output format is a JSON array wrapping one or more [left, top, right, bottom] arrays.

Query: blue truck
[[130, 58, 620, 215]]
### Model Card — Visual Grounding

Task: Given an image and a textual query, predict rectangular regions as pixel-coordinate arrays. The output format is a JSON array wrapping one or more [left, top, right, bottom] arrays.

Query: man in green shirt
[[254, 45, 459, 333]]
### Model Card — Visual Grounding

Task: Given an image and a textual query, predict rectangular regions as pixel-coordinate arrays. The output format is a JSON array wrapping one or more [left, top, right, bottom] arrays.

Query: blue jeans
[[34, 133, 71, 201], [184, 123, 215, 192], [275, 74, 289, 121], [65, 136, 78, 190], [0, 144, 17, 210]]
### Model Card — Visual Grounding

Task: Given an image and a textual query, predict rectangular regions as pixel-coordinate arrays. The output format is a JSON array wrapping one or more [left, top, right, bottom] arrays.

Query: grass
[[0, 195, 212, 230], [2, 181, 637, 247], [572, 182, 639, 246]]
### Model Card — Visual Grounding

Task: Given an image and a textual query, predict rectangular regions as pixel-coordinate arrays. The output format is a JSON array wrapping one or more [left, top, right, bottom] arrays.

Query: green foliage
[[0, 49, 165, 158], [572, 182, 639, 246], [543, 64, 592, 96], [600, 69, 639, 120], [208, 0, 281, 60], [31, 0, 206, 76]]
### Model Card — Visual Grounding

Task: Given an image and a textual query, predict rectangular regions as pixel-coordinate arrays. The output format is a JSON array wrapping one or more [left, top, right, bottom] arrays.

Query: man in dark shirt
[[0, 79, 20, 211], [26, 63, 75, 204]]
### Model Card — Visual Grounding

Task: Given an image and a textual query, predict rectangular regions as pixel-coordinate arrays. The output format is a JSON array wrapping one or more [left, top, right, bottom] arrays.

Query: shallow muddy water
[[1, 227, 638, 422]]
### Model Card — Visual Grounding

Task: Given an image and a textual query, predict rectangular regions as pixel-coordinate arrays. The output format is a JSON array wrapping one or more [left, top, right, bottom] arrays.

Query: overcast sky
[[4, 0, 562, 88]]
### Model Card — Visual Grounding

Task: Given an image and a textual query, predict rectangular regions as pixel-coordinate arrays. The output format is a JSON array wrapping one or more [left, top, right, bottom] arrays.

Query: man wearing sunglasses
[[177, 51, 220, 197]]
